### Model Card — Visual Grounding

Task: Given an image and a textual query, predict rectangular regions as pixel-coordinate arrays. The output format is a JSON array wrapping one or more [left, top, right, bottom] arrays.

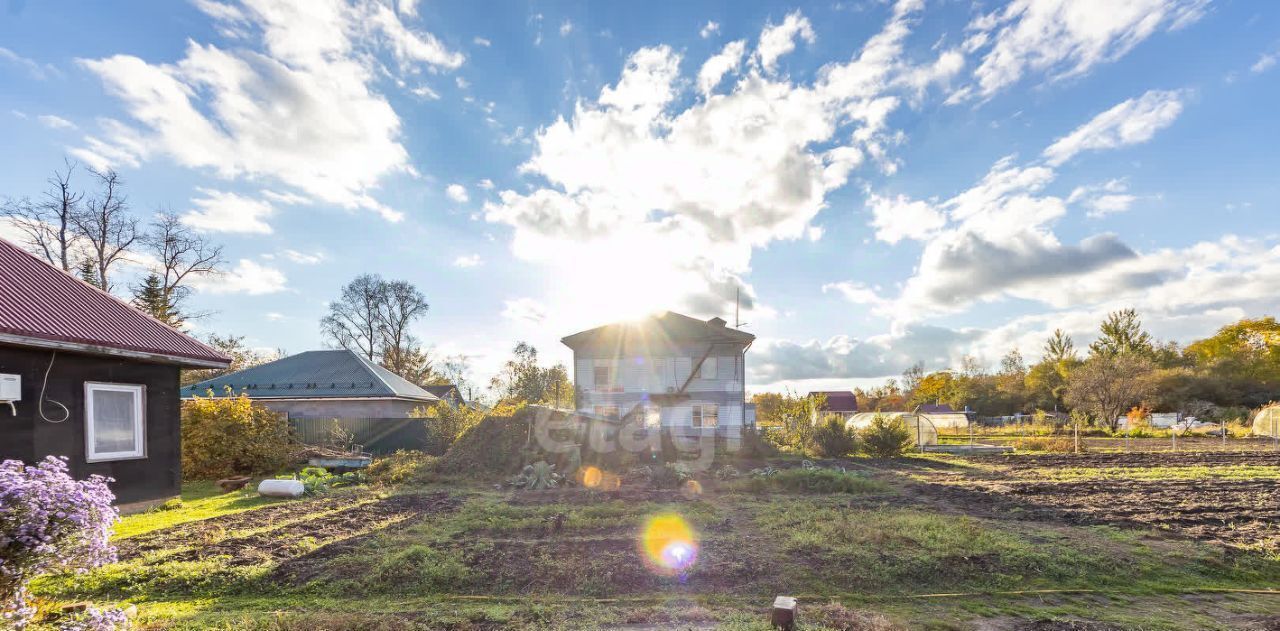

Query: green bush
[[368, 545, 471, 592], [809, 416, 857, 457], [410, 402, 485, 455], [859, 414, 914, 458], [729, 468, 886, 494], [366, 450, 440, 485], [182, 393, 293, 480], [437, 409, 530, 475]]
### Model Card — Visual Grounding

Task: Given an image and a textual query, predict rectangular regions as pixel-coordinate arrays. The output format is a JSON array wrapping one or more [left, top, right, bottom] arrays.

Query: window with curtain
[[85, 383, 145, 462]]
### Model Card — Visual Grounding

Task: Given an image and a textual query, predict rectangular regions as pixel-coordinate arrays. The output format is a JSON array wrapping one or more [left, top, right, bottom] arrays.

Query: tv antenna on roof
[[735, 288, 749, 329]]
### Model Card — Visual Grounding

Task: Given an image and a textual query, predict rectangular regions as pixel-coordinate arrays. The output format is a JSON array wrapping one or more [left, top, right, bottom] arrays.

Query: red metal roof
[[810, 390, 858, 413], [0, 237, 231, 367]]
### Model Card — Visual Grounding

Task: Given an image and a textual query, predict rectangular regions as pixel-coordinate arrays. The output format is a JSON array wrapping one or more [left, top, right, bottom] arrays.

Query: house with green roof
[[180, 349, 439, 419]]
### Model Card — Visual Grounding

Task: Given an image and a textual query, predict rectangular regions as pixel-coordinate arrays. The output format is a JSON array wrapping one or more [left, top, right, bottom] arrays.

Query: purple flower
[[1, 456, 119, 627]]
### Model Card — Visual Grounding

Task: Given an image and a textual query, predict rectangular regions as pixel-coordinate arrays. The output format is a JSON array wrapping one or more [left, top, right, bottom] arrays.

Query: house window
[[699, 357, 717, 379], [593, 364, 613, 389], [691, 404, 718, 428], [85, 382, 146, 462], [594, 405, 620, 420]]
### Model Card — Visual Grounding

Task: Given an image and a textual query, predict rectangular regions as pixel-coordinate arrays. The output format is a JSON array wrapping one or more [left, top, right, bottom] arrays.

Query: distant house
[[180, 349, 439, 419], [423, 383, 464, 406], [562, 312, 754, 437], [809, 390, 858, 421], [0, 237, 231, 511]]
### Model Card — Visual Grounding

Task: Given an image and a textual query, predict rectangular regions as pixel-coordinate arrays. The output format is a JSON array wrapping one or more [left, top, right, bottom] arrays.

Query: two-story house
[[561, 312, 754, 437]]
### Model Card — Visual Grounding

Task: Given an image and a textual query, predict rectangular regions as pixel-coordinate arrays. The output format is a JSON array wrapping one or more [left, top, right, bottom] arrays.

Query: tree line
[[759, 309, 1279, 429]]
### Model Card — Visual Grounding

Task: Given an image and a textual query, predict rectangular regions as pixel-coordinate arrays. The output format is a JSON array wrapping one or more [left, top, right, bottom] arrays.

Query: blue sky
[[2, 0, 1278, 393]]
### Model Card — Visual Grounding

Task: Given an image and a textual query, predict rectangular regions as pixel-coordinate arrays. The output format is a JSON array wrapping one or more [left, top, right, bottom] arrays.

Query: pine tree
[[132, 273, 183, 328], [77, 258, 102, 289]]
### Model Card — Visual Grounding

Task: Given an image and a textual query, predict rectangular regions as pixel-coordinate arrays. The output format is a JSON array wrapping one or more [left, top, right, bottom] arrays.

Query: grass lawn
[[112, 481, 287, 540], [28, 455, 1280, 630]]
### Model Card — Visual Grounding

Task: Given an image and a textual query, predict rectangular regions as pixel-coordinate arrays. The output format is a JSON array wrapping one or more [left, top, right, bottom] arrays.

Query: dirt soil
[[910, 452, 1280, 550], [119, 492, 458, 567]]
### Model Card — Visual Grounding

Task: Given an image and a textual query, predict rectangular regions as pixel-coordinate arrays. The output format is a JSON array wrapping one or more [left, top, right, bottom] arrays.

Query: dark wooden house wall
[[0, 344, 182, 506]]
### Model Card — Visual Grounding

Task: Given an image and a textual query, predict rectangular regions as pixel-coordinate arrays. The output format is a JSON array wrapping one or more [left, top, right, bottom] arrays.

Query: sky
[[2, 0, 1278, 395]]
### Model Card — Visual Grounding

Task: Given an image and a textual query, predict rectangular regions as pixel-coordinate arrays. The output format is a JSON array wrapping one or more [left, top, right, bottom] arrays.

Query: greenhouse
[[1253, 406, 1280, 438], [845, 412, 938, 447]]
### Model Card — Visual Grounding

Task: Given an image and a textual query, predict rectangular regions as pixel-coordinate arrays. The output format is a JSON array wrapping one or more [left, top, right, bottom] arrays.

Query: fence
[[290, 417, 437, 454]]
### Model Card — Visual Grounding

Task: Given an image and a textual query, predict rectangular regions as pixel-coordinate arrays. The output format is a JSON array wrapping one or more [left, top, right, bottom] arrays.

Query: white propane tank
[[257, 479, 305, 498]]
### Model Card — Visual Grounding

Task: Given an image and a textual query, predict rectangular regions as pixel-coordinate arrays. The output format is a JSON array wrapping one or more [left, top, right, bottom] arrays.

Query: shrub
[[0, 457, 118, 627], [859, 414, 914, 458], [809, 416, 857, 458], [366, 451, 440, 486], [729, 468, 886, 494], [182, 393, 293, 480], [410, 402, 485, 455]]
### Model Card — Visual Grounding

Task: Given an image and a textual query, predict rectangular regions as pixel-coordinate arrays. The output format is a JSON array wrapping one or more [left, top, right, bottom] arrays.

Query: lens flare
[[580, 465, 603, 488], [640, 513, 698, 576]]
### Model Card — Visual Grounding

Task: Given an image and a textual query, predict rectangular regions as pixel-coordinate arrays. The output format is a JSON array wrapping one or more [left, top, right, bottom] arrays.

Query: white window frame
[[699, 357, 717, 379], [691, 403, 718, 428], [84, 382, 146, 462]]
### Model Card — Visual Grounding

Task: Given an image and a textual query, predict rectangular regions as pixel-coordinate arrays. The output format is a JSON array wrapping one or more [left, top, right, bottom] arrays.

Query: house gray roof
[[561, 311, 754, 350], [180, 349, 440, 403]]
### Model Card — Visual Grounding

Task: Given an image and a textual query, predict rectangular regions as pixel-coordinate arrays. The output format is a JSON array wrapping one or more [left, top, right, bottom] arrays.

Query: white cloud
[[37, 115, 76, 130], [502, 298, 547, 324], [411, 85, 440, 100], [75, 0, 465, 223], [265, 311, 287, 321], [486, 1, 955, 330], [1043, 89, 1185, 165], [698, 40, 746, 96], [700, 21, 720, 39], [455, 76, 469, 89], [453, 254, 482, 268], [1252, 51, 1278, 74], [473, 36, 491, 47], [954, 0, 1207, 101], [867, 192, 946, 244], [822, 281, 892, 313], [261, 189, 311, 205], [0, 46, 59, 80], [756, 11, 815, 74], [281, 249, 324, 264], [446, 183, 469, 203], [559, 20, 574, 37], [1069, 179, 1138, 218], [195, 259, 287, 295], [478, 178, 495, 190], [180, 188, 275, 234]]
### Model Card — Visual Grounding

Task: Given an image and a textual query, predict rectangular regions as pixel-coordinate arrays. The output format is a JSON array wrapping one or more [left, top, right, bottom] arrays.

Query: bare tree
[[377, 279, 430, 374], [321, 274, 385, 361], [72, 168, 139, 290], [1064, 353, 1154, 431], [2, 160, 84, 270], [145, 211, 224, 319]]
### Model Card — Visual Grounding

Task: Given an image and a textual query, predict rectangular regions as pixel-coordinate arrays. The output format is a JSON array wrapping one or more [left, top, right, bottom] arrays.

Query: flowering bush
[[1, 456, 119, 627]]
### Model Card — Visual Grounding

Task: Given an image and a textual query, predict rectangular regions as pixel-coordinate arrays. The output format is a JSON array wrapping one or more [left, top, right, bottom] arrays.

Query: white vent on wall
[[0, 374, 20, 401]]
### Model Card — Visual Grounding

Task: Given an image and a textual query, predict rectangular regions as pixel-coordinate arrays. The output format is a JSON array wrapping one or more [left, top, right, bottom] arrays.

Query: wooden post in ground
[[771, 596, 797, 630]]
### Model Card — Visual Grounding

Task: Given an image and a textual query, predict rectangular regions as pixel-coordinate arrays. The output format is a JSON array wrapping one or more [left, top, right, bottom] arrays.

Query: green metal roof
[[180, 349, 440, 402]]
